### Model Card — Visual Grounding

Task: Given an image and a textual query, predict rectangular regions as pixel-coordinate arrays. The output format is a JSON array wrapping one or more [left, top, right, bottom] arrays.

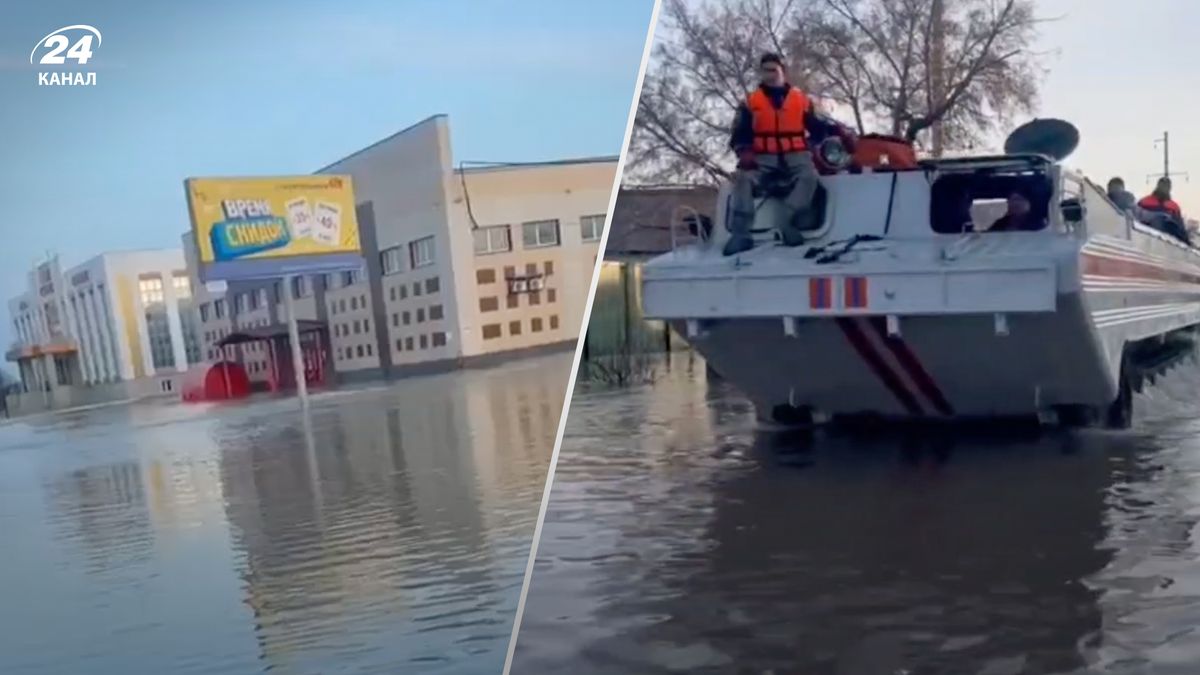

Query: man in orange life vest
[[1139, 177, 1183, 220], [725, 52, 846, 256]]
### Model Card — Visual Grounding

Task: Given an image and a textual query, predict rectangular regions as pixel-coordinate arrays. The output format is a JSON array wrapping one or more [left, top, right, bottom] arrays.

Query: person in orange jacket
[[1139, 177, 1183, 220], [724, 52, 849, 256]]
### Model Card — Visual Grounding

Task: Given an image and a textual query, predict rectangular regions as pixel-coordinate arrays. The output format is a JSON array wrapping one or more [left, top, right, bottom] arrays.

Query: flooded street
[[514, 354, 1200, 674], [0, 354, 566, 675]]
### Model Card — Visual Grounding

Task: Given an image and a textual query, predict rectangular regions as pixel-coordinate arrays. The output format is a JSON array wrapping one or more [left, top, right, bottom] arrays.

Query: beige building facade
[[188, 115, 613, 383]]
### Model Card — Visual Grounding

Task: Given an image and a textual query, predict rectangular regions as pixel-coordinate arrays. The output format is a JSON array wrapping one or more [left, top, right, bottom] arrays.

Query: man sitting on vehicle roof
[[1138, 177, 1189, 244], [724, 52, 850, 257]]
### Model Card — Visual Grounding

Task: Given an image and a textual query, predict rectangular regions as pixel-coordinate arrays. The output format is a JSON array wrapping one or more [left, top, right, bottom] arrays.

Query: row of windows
[[390, 304, 444, 327], [330, 294, 369, 316], [388, 276, 440, 302], [199, 273, 445, 325], [333, 318, 372, 337], [337, 342, 376, 360], [477, 261, 554, 285], [395, 332, 447, 353], [481, 315, 560, 339], [381, 236, 436, 276], [479, 289, 556, 312], [472, 214, 605, 256], [138, 273, 191, 306]]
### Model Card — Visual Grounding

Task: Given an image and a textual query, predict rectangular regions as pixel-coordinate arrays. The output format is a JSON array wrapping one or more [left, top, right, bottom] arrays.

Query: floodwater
[[0, 354, 567, 675], [513, 353, 1200, 674]]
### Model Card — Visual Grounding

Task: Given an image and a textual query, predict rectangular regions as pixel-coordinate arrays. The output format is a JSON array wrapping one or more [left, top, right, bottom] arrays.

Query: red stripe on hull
[[837, 318, 924, 416], [1082, 251, 1200, 286], [868, 318, 955, 416]]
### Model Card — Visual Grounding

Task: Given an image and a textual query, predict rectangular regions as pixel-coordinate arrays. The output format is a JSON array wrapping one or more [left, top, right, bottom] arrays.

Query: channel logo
[[29, 25, 102, 87]]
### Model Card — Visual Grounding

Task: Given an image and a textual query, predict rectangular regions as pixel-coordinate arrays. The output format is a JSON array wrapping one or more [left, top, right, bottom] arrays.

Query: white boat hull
[[642, 157, 1200, 425]]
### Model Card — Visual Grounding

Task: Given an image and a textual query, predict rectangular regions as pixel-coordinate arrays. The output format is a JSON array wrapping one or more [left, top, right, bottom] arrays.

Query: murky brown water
[[513, 353, 1200, 674], [0, 354, 566, 675]]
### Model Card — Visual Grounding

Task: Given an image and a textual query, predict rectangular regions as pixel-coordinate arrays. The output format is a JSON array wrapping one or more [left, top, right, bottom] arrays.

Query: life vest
[[1138, 194, 1182, 218], [748, 87, 810, 154], [852, 133, 918, 171]]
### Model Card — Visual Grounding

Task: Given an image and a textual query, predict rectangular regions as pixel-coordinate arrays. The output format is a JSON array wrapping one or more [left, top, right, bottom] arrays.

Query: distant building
[[587, 185, 718, 358], [5, 249, 201, 412], [187, 115, 614, 384]]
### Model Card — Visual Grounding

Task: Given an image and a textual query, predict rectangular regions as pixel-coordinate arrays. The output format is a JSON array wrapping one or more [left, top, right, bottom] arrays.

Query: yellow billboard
[[185, 175, 363, 281]]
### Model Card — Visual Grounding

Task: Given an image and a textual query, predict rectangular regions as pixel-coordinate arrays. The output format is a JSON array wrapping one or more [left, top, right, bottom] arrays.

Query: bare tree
[[628, 0, 1043, 184]]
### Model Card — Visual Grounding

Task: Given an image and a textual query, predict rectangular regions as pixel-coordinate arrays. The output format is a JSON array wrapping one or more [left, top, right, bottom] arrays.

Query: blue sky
[[0, 0, 655, 355]]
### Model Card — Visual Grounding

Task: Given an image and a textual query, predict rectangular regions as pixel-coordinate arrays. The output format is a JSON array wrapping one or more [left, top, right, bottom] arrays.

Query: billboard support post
[[284, 275, 309, 412]]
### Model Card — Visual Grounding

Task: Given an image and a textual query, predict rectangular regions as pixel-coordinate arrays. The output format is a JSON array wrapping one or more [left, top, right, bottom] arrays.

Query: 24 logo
[[30, 25, 102, 86], [30, 25, 101, 64]]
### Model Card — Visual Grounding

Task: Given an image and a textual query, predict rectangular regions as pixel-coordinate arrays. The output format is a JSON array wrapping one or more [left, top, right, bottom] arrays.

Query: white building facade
[[5, 249, 202, 409]]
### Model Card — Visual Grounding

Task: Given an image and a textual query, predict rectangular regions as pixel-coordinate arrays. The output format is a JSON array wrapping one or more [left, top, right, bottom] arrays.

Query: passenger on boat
[[1139, 177, 1183, 219], [1106, 177, 1137, 211], [988, 191, 1042, 232], [724, 52, 849, 256]]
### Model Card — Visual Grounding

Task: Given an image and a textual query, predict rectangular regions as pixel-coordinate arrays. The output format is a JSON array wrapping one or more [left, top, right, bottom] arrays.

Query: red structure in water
[[182, 361, 251, 402]]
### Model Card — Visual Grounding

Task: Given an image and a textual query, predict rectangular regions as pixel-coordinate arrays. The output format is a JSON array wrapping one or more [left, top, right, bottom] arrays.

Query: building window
[[353, 320, 361, 334], [145, 309, 175, 369], [364, 318, 370, 331], [214, 298, 225, 318], [291, 276, 310, 298], [273, 280, 283, 303], [529, 292, 541, 306], [473, 225, 512, 255], [479, 297, 499, 312], [342, 269, 360, 286], [356, 345, 364, 358], [403, 311, 411, 325], [412, 282, 422, 297], [425, 277, 440, 294], [531, 317, 544, 332], [381, 245, 405, 276], [366, 343, 373, 356], [248, 290, 260, 310], [200, 303, 210, 322], [506, 295, 518, 309], [544, 261, 555, 275], [180, 307, 202, 364], [409, 236, 435, 268], [550, 315, 559, 329], [350, 296, 358, 311], [392, 313, 399, 327], [417, 334, 426, 349], [477, 269, 496, 285], [482, 324, 502, 340], [395, 339, 403, 352], [399, 285, 407, 300], [361, 294, 366, 307], [389, 287, 396, 302], [139, 276, 165, 305], [509, 320, 522, 336], [415, 309, 424, 323], [522, 219, 561, 248], [405, 336, 414, 350], [173, 274, 192, 299], [432, 332, 446, 347], [525, 263, 538, 275], [337, 347, 343, 360], [581, 214, 606, 242], [429, 305, 444, 320], [235, 293, 247, 313], [503, 266, 516, 279], [548, 288, 557, 303]]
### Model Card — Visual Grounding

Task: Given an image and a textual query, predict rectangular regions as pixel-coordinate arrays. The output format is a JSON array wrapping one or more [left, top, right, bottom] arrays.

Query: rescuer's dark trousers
[[729, 151, 819, 248]]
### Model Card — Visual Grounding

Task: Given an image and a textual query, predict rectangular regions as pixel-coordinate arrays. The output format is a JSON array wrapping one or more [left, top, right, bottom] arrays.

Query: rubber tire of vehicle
[[1105, 367, 1133, 430]]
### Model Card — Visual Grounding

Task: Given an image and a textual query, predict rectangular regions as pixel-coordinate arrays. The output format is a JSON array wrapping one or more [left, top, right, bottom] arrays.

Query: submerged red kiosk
[[215, 320, 331, 392]]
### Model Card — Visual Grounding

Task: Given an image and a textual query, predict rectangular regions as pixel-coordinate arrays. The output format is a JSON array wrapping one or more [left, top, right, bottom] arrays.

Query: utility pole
[[1149, 131, 1189, 183], [929, 0, 946, 157]]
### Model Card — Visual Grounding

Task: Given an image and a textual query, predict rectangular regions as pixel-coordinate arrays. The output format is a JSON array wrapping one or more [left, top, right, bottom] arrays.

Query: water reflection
[[0, 354, 566, 675], [515, 354, 1199, 675]]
